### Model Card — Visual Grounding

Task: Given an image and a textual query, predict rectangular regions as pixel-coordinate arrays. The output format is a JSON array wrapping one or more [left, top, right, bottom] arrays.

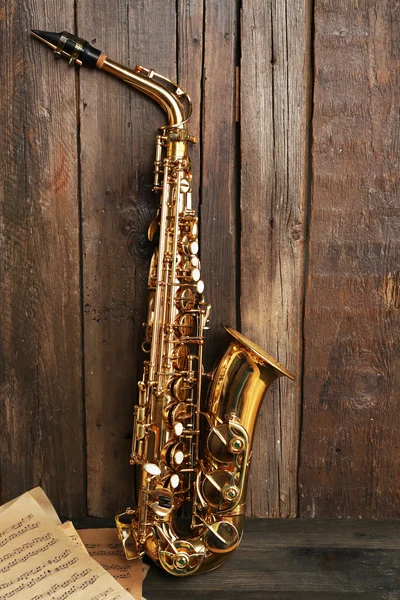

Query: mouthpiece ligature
[[31, 30, 101, 67]]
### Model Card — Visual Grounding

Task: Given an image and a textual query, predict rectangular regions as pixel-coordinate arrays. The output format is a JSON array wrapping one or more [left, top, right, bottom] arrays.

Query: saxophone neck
[[31, 30, 193, 136], [102, 57, 198, 160], [99, 59, 188, 129]]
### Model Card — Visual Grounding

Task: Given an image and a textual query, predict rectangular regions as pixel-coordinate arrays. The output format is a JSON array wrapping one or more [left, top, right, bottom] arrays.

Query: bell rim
[[223, 325, 295, 381]]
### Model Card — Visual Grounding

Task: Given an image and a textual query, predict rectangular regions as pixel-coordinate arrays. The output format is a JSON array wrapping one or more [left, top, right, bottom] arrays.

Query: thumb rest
[[32, 29, 295, 576]]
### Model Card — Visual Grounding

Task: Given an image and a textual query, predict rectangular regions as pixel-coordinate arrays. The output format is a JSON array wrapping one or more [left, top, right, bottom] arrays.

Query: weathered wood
[[139, 518, 400, 599], [3, 0, 400, 524], [0, 3, 85, 516], [73, 517, 400, 598], [74, 515, 400, 548], [201, 0, 239, 372], [240, 0, 311, 517], [177, 0, 204, 210], [299, 0, 400, 518], [73, 518, 400, 599], [77, 1, 178, 516]]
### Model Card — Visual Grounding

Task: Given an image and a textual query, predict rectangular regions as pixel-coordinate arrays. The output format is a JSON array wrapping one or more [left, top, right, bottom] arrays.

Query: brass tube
[[99, 57, 186, 127]]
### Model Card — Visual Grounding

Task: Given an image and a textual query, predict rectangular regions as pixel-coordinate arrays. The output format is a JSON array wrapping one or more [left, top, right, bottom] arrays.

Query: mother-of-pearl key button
[[144, 463, 161, 476], [181, 178, 190, 193], [174, 451, 184, 465], [170, 474, 180, 488], [192, 268, 201, 282], [174, 422, 184, 436], [197, 280, 205, 294]]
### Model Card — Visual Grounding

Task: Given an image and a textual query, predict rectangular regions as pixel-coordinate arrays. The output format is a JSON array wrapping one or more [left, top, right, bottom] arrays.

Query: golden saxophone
[[32, 29, 294, 576]]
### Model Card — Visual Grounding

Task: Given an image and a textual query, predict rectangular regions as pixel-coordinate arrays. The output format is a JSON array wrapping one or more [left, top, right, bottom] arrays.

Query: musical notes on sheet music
[[0, 492, 137, 600]]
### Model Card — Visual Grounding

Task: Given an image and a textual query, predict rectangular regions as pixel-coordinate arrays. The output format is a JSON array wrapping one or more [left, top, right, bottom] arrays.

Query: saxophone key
[[196, 280, 205, 294], [173, 313, 196, 337], [170, 474, 180, 489], [143, 462, 161, 477], [191, 267, 201, 282], [175, 287, 196, 311], [136, 406, 146, 423], [174, 449, 184, 465], [162, 440, 187, 468], [174, 422, 184, 436], [179, 236, 198, 256], [135, 423, 146, 441], [180, 178, 190, 193]]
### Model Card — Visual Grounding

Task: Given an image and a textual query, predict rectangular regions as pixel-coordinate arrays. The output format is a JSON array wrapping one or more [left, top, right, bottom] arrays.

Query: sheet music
[[0, 494, 134, 600], [0, 488, 61, 525], [77, 529, 148, 600], [59, 522, 88, 554]]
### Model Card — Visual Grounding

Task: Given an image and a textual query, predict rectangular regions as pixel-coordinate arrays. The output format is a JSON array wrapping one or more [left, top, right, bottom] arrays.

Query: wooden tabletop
[[142, 519, 400, 599], [74, 517, 400, 599]]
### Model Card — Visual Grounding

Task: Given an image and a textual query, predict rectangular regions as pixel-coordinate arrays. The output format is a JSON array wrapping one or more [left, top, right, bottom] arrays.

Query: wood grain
[[140, 518, 400, 599], [75, 518, 400, 599], [2, 0, 400, 522], [177, 0, 204, 210], [240, 0, 312, 517], [77, 0, 178, 516], [74, 517, 400, 598], [200, 0, 239, 372], [0, 1, 85, 516], [299, 0, 400, 517]]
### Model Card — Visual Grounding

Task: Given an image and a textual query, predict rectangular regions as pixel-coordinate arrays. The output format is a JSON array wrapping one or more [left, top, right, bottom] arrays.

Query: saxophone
[[32, 29, 295, 576]]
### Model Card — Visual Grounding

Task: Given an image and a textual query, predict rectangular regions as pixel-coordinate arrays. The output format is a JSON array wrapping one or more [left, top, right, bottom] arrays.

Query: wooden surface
[[200, 0, 239, 372], [299, 0, 400, 518], [240, 0, 311, 517], [75, 517, 400, 599], [1, 0, 399, 520], [77, 0, 178, 519], [0, 1, 85, 516], [143, 519, 400, 599]]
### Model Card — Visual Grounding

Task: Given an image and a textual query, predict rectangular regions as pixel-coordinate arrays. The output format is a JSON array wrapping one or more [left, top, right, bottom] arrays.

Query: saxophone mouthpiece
[[31, 29, 102, 68]]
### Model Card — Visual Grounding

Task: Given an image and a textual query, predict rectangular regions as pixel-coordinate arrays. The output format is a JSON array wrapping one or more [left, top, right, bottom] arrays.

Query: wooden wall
[[299, 0, 400, 518], [0, 0, 398, 519]]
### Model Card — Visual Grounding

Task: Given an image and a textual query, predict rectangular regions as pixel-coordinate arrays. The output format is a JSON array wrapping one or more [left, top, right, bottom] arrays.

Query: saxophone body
[[32, 30, 294, 576]]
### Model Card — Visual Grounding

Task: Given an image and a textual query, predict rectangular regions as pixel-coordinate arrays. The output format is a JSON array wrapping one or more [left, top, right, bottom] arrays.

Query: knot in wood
[[290, 223, 302, 242]]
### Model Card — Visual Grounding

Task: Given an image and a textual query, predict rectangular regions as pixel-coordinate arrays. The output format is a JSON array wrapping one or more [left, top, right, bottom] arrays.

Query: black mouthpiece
[[31, 29, 102, 68]]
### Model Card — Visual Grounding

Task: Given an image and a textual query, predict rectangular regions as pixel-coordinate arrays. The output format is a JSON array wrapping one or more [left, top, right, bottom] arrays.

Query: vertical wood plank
[[0, 1, 85, 516], [300, 0, 400, 518], [201, 0, 239, 372], [177, 0, 204, 211], [241, 0, 311, 517], [78, 0, 177, 516]]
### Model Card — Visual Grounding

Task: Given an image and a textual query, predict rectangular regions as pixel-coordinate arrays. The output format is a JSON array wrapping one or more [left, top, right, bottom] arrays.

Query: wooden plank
[[0, 3, 85, 516], [73, 516, 400, 550], [300, 0, 400, 518], [177, 0, 204, 210], [77, 1, 178, 516], [144, 550, 400, 597], [74, 518, 400, 599], [140, 519, 400, 599], [243, 518, 400, 549], [144, 594, 400, 600], [201, 0, 239, 372], [240, 1, 312, 517]]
